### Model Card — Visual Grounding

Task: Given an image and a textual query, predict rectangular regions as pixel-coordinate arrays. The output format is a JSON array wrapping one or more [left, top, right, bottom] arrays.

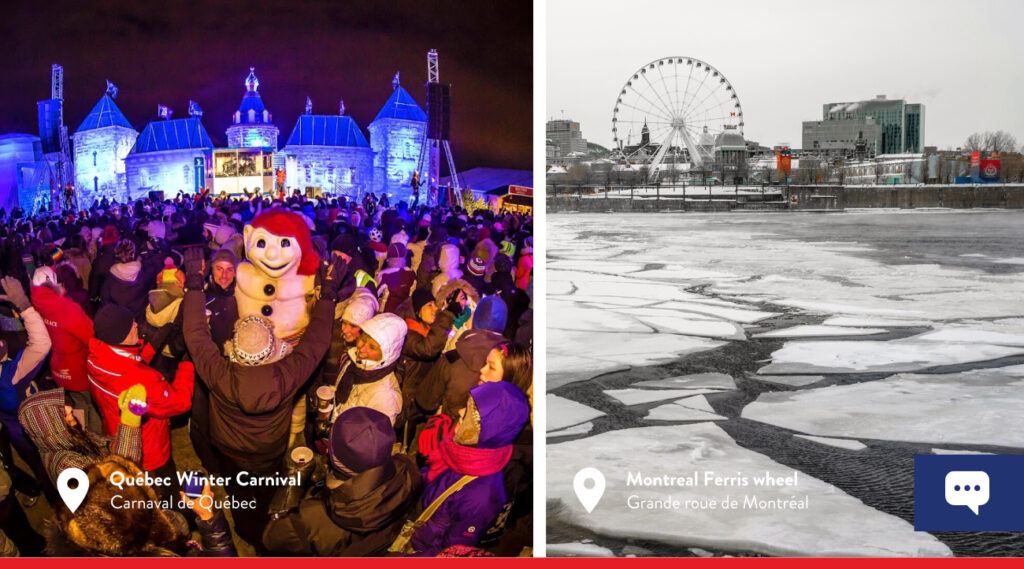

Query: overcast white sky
[[547, 0, 1024, 151]]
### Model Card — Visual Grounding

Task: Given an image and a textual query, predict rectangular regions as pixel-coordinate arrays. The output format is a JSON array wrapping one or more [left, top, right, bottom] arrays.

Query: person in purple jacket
[[411, 381, 529, 556]]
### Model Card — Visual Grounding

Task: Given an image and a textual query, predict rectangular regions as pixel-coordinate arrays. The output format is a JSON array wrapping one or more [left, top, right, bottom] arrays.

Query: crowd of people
[[0, 189, 533, 557]]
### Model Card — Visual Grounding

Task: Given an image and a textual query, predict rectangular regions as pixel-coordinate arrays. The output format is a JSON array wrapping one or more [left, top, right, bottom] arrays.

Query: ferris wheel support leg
[[647, 127, 678, 184]]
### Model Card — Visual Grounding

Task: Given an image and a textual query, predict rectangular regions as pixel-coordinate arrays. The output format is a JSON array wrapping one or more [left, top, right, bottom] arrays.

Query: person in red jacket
[[86, 303, 194, 483], [29, 267, 101, 432]]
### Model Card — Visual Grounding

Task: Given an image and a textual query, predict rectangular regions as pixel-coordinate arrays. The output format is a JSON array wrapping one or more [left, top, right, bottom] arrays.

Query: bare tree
[[964, 132, 986, 152], [988, 131, 1019, 154], [964, 131, 1019, 155]]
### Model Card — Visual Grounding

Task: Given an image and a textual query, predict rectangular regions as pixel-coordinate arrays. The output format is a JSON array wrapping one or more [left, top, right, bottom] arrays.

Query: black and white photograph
[[545, 0, 1024, 558]]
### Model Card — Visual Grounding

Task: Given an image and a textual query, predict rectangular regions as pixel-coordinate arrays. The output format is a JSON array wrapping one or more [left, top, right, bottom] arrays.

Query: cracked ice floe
[[547, 542, 615, 557], [548, 423, 950, 557], [547, 260, 648, 275], [747, 374, 825, 388], [673, 395, 718, 413], [632, 373, 736, 391], [606, 388, 724, 406], [823, 316, 931, 327], [548, 331, 723, 389], [915, 328, 1024, 347], [613, 307, 721, 320], [547, 394, 605, 432], [626, 265, 735, 281], [793, 435, 867, 451], [548, 422, 594, 438], [636, 316, 747, 340], [646, 400, 726, 422], [548, 300, 653, 333], [754, 325, 887, 338], [654, 301, 777, 324], [564, 278, 688, 302], [548, 279, 576, 295], [548, 356, 631, 390], [742, 366, 1024, 447], [758, 334, 1024, 374]]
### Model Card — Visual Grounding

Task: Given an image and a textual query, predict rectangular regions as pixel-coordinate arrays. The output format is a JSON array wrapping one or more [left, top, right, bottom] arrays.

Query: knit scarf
[[334, 358, 399, 403], [425, 421, 513, 482]]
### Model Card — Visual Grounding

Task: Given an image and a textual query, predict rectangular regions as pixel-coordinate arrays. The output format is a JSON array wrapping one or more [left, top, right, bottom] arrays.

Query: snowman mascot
[[235, 209, 320, 345]]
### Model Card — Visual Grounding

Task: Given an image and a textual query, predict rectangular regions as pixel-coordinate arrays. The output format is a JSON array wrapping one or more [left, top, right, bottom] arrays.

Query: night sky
[[1, 0, 532, 171]]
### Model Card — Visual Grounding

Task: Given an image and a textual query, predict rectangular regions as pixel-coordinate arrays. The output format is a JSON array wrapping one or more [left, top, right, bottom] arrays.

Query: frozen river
[[547, 210, 1024, 557]]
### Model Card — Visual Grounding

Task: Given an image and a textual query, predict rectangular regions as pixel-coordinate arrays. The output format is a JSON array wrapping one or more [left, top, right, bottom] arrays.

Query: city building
[[72, 86, 137, 203], [546, 118, 588, 156], [714, 125, 747, 183], [802, 95, 925, 156], [124, 114, 214, 199], [842, 153, 926, 185], [802, 117, 882, 157], [368, 75, 428, 201], [279, 102, 374, 198], [226, 67, 279, 149]]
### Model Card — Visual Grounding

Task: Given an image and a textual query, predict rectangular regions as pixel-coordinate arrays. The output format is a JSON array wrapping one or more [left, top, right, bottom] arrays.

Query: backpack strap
[[419, 474, 477, 523], [388, 474, 477, 554]]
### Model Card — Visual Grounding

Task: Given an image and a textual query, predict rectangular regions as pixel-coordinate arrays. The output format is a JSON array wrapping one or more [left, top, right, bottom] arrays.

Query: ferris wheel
[[612, 57, 743, 178]]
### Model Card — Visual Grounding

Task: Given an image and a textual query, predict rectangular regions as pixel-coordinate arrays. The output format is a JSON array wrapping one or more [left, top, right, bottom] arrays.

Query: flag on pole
[[158, 105, 173, 119], [106, 80, 118, 99], [304, 96, 313, 115], [392, 72, 400, 90], [339, 98, 346, 116], [188, 100, 203, 118]]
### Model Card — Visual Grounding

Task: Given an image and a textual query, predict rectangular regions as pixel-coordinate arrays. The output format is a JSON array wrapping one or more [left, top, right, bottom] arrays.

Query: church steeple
[[640, 119, 650, 146], [245, 67, 260, 92]]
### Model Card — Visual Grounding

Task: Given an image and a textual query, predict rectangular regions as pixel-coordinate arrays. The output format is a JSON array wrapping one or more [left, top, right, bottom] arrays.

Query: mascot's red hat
[[249, 209, 320, 276]]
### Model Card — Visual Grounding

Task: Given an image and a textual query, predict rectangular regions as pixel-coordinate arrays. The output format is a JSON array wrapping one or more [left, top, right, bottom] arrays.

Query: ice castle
[[1, 67, 430, 210]]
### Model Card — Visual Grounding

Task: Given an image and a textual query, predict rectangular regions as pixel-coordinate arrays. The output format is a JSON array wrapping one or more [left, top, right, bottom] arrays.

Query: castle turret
[[367, 72, 427, 199], [226, 67, 279, 149], [72, 82, 138, 202]]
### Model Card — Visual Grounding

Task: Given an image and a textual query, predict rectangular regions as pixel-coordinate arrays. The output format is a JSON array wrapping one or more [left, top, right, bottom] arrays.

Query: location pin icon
[[573, 467, 606, 513], [57, 468, 89, 513]]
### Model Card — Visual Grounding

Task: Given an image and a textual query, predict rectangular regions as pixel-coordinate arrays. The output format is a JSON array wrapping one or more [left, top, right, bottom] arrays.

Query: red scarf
[[423, 416, 513, 482]]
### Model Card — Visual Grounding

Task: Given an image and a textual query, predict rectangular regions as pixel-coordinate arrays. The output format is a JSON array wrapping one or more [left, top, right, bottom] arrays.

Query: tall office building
[[803, 95, 924, 155], [546, 119, 588, 156]]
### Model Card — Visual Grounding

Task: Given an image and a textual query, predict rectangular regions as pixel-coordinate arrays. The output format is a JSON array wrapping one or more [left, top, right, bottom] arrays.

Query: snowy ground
[[548, 210, 1024, 557]]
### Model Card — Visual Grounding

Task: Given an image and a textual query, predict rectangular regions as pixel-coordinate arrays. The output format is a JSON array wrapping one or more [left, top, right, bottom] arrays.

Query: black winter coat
[[262, 455, 422, 556], [183, 290, 334, 468]]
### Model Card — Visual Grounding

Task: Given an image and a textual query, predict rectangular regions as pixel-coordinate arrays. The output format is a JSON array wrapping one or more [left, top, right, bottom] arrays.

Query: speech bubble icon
[[944, 471, 989, 515]]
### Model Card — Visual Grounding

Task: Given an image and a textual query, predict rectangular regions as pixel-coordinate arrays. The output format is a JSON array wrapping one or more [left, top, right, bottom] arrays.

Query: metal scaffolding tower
[[40, 64, 76, 212], [416, 49, 459, 205]]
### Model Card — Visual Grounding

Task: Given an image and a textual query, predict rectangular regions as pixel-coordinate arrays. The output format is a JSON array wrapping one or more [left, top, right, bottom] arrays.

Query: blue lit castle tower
[[72, 82, 137, 204], [226, 67, 279, 149], [124, 105, 214, 199], [368, 73, 427, 200], [279, 97, 374, 198]]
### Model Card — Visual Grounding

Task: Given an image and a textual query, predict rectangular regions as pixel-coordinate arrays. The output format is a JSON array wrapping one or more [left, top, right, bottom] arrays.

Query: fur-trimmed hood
[[433, 278, 480, 308]]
